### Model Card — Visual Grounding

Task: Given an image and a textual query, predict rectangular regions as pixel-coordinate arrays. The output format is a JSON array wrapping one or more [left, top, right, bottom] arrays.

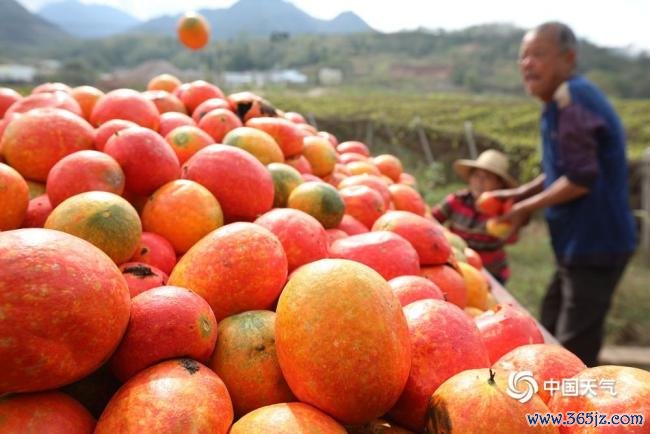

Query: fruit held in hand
[[486, 218, 512, 238]]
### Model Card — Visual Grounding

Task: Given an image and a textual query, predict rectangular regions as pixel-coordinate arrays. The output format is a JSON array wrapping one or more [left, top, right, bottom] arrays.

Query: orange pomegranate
[[95, 359, 233, 434], [192, 98, 230, 122], [329, 231, 420, 280], [493, 344, 586, 404], [388, 183, 426, 216], [246, 116, 305, 157], [129, 232, 177, 275], [338, 174, 391, 208], [475, 304, 545, 364], [109, 286, 218, 382], [374, 210, 451, 265], [339, 152, 369, 164], [0, 391, 95, 433], [31, 82, 72, 94], [104, 126, 180, 196], [389, 299, 490, 431], [287, 181, 346, 229], [465, 247, 484, 269], [227, 91, 277, 122], [338, 185, 386, 229], [209, 310, 295, 417], [399, 172, 417, 188], [388, 275, 445, 307], [181, 144, 274, 221], [158, 111, 196, 137], [286, 154, 313, 174], [168, 222, 288, 320], [21, 194, 53, 228], [326, 228, 349, 244], [147, 73, 182, 93], [420, 264, 468, 308], [337, 213, 369, 235], [1, 107, 94, 182], [0, 228, 130, 393], [0, 87, 22, 118], [197, 107, 243, 143], [141, 179, 223, 254], [5, 91, 82, 118], [119, 262, 168, 298], [267, 162, 303, 208], [457, 261, 490, 310], [337, 140, 370, 156], [231, 402, 346, 434], [255, 208, 329, 272], [177, 12, 211, 50], [223, 126, 284, 164], [427, 368, 558, 434], [45, 191, 142, 264], [302, 135, 337, 176], [165, 125, 215, 164], [347, 160, 381, 177], [46, 150, 125, 207], [374, 154, 403, 182], [276, 259, 411, 424], [90, 88, 159, 130], [93, 119, 139, 152], [547, 365, 650, 433], [284, 111, 307, 124], [175, 80, 225, 114], [0, 162, 29, 230], [142, 89, 187, 114], [70, 85, 104, 121]]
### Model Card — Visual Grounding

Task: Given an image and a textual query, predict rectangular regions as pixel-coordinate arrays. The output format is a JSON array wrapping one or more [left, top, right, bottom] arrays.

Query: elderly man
[[497, 22, 636, 366]]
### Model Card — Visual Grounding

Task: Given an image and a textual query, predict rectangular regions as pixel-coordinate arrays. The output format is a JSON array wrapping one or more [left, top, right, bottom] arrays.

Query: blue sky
[[19, 0, 650, 51]]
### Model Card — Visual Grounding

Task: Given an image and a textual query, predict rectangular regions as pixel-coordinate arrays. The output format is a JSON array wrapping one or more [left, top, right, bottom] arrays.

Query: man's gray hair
[[534, 21, 578, 53]]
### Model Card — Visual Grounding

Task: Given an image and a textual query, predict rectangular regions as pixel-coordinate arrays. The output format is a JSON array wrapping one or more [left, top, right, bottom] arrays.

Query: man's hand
[[495, 175, 590, 238], [496, 201, 533, 235]]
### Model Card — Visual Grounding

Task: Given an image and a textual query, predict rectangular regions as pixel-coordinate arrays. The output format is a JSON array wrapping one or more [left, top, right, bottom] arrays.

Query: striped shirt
[[432, 189, 516, 283]]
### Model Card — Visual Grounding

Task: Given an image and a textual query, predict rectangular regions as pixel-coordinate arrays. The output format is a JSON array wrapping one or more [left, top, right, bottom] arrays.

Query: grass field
[[506, 220, 650, 347], [265, 87, 650, 161]]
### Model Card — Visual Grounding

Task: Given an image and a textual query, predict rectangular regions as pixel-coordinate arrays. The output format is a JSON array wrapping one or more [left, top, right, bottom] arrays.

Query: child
[[432, 149, 518, 284]]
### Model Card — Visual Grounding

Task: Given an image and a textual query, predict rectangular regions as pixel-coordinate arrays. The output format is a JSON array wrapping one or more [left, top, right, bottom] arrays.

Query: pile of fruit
[[0, 76, 648, 433]]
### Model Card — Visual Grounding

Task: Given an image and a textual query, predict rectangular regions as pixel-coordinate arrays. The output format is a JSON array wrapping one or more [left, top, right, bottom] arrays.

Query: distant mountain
[[38, 0, 141, 38], [132, 0, 374, 39], [0, 0, 70, 49]]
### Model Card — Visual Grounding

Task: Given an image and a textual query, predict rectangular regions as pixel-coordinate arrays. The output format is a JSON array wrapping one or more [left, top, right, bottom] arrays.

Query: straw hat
[[453, 150, 517, 188]]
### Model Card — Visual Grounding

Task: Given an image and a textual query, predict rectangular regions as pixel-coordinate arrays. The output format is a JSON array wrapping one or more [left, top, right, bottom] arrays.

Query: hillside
[[131, 0, 373, 39], [38, 0, 140, 38], [0, 0, 71, 56], [30, 25, 650, 99]]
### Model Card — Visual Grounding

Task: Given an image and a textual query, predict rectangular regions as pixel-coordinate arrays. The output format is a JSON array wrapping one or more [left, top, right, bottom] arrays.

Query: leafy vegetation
[[263, 88, 650, 183], [5, 22, 650, 98], [507, 220, 650, 347]]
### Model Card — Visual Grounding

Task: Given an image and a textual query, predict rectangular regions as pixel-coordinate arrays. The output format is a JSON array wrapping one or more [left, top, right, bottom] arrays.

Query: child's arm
[[431, 193, 456, 224]]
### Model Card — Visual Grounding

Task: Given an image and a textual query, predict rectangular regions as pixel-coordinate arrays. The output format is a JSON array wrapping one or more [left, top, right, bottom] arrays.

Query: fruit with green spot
[[46, 150, 125, 207], [209, 310, 295, 417], [44, 191, 142, 264], [108, 286, 218, 382]]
